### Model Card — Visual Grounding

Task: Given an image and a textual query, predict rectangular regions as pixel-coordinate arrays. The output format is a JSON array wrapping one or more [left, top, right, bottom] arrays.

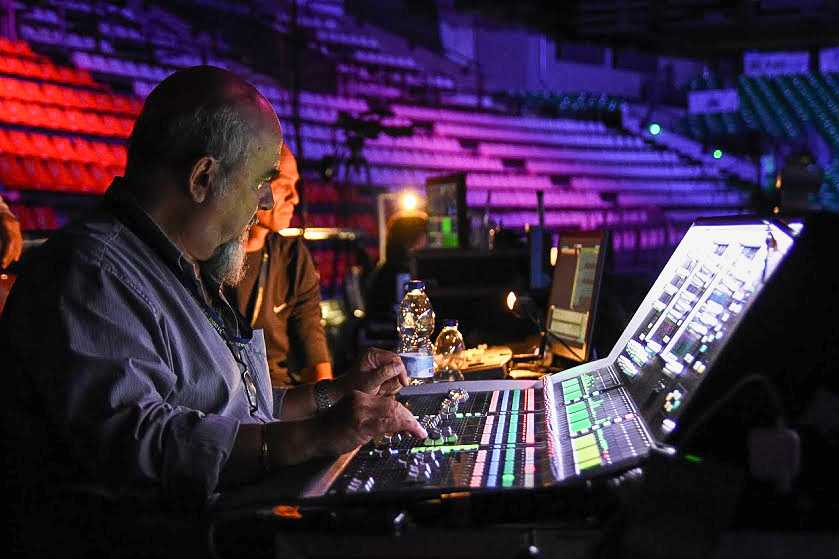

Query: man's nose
[[287, 181, 300, 206], [258, 184, 274, 211]]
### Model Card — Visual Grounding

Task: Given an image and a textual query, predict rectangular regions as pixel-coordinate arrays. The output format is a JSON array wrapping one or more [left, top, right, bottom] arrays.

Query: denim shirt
[[0, 178, 282, 508]]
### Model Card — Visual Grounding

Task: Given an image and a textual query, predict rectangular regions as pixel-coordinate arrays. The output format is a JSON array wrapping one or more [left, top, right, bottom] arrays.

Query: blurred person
[[0, 194, 23, 269], [364, 210, 428, 321], [230, 144, 332, 387], [0, 66, 425, 558]]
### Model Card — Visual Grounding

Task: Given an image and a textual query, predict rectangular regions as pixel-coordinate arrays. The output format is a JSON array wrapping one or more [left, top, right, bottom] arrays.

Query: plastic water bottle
[[434, 319, 466, 382], [397, 280, 436, 382]]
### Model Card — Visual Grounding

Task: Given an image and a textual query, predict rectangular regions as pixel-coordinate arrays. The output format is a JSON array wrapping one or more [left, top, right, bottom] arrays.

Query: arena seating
[[1, 0, 755, 285]]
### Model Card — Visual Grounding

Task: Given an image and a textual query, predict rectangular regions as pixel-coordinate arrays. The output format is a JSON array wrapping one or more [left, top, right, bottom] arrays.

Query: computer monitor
[[426, 173, 468, 249], [545, 230, 609, 363]]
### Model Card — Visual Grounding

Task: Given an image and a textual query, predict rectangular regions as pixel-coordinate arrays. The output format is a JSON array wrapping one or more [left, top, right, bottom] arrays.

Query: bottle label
[[399, 352, 435, 378]]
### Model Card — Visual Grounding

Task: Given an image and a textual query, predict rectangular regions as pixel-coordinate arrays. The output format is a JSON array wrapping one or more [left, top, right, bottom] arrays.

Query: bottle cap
[[406, 280, 426, 292], [442, 319, 459, 328]]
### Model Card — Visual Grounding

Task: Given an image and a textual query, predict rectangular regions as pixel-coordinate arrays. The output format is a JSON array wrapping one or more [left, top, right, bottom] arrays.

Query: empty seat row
[[0, 54, 94, 86], [0, 37, 35, 57], [0, 153, 120, 193], [528, 159, 719, 179], [0, 128, 126, 167], [478, 142, 681, 163], [393, 104, 607, 133], [489, 208, 651, 230], [316, 29, 379, 50], [353, 51, 418, 70], [466, 189, 608, 209], [71, 52, 171, 82], [363, 145, 504, 172], [571, 177, 732, 193], [5, 204, 63, 231], [0, 75, 141, 115], [617, 191, 750, 208], [20, 23, 97, 50], [0, 98, 134, 137], [435, 122, 640, 148]]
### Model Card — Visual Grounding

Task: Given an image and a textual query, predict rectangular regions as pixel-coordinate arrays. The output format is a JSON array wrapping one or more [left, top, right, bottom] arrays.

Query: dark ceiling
[[454, 0, 839, 56]]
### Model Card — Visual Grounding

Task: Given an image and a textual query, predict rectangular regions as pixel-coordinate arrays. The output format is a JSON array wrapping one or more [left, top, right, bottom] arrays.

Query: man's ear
[[187, 156, 218, 204]]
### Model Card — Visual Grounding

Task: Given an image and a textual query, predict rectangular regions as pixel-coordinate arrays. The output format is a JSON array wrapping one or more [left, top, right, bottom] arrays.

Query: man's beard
[[200, 237, 246, 288]]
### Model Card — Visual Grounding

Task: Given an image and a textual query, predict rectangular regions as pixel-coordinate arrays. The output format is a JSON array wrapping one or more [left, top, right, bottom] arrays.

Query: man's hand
[[315, 390, 427, 456], [0, 212, 23, 269], [335, 347, 410, 398]]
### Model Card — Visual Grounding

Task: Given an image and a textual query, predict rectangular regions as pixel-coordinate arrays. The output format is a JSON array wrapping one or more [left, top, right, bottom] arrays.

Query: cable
[[677, 373, 786, 450], [544, 329, 584, 362]]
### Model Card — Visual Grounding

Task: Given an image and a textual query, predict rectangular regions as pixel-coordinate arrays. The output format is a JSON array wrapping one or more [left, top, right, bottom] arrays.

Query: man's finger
[[359, 347, 402, 373], [379, 404, 427, 440], [377, 377, 403, 396]]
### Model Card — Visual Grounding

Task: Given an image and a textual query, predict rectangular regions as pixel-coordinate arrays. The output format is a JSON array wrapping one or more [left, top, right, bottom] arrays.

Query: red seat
[[71, 138, 98, 163], [0, 129, 15, 153], [52, 135, 79, 161], [43, 159, 75, 191], [21, 157, 52, 190], [0, 155, 31, 188]]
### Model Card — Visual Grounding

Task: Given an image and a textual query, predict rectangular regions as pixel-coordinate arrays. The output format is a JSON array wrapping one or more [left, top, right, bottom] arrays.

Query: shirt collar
[[104, 176, 199, 279], [103, 177, 253, 340]]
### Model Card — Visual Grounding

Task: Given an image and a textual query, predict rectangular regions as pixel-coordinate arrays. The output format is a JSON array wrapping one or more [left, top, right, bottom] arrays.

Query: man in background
[[231, 144, 332, 387]]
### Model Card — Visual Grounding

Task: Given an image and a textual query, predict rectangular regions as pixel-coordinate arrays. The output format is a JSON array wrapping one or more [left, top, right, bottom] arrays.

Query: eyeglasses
[[230, 344, 259, 416]]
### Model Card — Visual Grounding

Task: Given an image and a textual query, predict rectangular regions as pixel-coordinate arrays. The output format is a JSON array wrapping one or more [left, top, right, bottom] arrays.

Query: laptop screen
[[545, 230, 607, 362]]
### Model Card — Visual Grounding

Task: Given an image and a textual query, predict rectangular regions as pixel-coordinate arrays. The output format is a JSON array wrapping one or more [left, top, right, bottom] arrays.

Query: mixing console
[[329, 376, 652, 496], [328, 387, 556, 496]]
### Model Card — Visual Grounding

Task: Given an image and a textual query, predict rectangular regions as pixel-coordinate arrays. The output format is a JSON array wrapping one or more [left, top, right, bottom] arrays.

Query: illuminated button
[[526, 415, 535, 444], [524, 474, 535, 488], [500, 390, 510, 413], [568, 409, 588, 423], [577, 457, 602, 471], [572, 434, 597, 451], [502, 474, 515, 487], [662, 419, 677, 433], [511, 390, 521, 413], [525, 447, 535, 464], [566, 402, 587, 415], [574, 443, 600, 464], [527, 389, 535, 411], [470, 476, 482, 488], [475, 449, 487, 464], [456, 413, 464, 419], [446, 434, 458, 443], [570, 418, 592, 433], [524, 463, 536, 474], [489, 391, 499, 413]]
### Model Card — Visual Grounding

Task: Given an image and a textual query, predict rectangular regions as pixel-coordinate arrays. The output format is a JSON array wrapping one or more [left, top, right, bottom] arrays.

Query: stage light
[[550, 246, 558, 266], [399, 191, 419, 211], [713, 149, 723, 159], [648, 123, 661, 135], [506, 291, 517, 312]]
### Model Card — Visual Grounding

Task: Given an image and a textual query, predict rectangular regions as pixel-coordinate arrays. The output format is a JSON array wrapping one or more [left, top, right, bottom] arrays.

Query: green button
[[502, 474, 515, 487], [574, 443, 600, 464], [566, 402, 587, 414], [570, 418, 592, 433], [446, 435, 458, 443], [456, 413, 464, 419], [562, 379, 578, 390], [577, 456, 602, 471], [511, 390, 521, 411], [568, 409, 589, 423], [572, 434, 597, 451], [504, 462, 515, 475]]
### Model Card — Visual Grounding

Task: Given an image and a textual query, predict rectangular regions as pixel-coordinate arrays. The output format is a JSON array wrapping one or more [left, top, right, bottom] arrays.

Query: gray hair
[[127, 102, 256, 196]]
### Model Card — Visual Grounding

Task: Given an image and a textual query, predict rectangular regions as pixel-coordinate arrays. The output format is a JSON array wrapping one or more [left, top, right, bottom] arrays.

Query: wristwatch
[[314, 379, 337, 413]]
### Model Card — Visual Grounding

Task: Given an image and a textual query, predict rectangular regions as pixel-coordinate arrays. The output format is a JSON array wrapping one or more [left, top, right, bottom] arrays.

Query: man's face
[[201, 125, 280, 286], [255, 146, 300, 232]]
